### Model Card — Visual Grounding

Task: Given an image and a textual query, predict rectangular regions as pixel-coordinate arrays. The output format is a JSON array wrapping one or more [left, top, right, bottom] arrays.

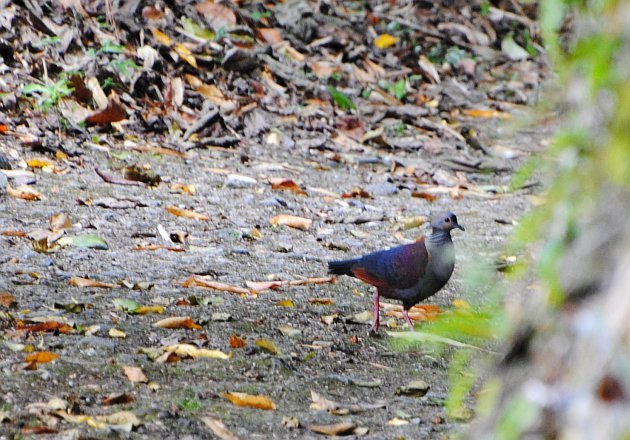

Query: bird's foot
[[403, 310, 415, 331]]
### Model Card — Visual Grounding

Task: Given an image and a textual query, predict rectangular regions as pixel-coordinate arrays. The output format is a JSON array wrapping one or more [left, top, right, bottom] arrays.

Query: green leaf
[[68, 234, 109, 250], [113, 298, 140, 314], [181, 17, 216, 40], [327, 85, 356, 111], [22, 84, 49, 95]]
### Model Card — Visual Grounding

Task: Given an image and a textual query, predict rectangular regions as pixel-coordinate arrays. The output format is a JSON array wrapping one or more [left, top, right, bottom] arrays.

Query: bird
[[328, 211, 464, 333]]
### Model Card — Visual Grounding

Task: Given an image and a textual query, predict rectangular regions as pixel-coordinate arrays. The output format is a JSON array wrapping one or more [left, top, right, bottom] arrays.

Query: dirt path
[[0, 108, 555, 438]]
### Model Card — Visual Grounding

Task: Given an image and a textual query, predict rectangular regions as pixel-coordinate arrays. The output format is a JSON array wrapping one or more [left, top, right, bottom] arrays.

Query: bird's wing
[[351, 239, 429, 289]]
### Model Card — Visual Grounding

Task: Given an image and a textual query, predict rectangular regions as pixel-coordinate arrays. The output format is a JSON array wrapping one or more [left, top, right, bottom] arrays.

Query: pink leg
[[403, 309, 415, 330], [370, 289, 380, 333]]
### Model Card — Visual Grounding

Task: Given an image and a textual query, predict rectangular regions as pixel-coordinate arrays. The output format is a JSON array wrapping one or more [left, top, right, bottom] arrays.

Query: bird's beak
[[456, 224, 465, 231]]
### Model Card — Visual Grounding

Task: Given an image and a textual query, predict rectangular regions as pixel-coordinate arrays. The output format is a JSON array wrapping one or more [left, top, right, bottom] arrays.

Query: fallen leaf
[[268, 177, 307, 195], [109, 328, 127, 338], [25, 351, 60, 364], [27, 158, 55, 169], [276, 299, 294, 307], [278, 325, 302, 337], [1, 230, 27, 237], [374, 33, 399, 49], [181, 275, 254, 295], [463, 108, 510, 119], [245, 280, 282, 292], [166, 205, 209, 221], [68, 277, 115, 289], [270, 214, 312, 230], [102, 393, 136, 406], [223, 392, 276, 410], [165, 343, 230, 360], [309, 298, 333, 305], [49, 212, 71, 231], [7, 185, 42, 201], [453, 299, 471, 309], [255, 338, 280, 355], [16, 320, 73, 334], [0, 292, 16, 308], [200, 416, 241, 440], [174, 43, 197, 68], [342, 187, 371, 199], [85, 99, 128, 125], [229, 335, 246, 349], [153, 316, 202, 330], [123, 366, 148, 383], [66, 234, 109, 250], [308, 422, 357, 436]]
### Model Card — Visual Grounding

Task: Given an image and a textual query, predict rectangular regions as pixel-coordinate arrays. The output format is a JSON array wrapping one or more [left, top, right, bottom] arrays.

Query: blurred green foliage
[[390, 0, 630, 435]]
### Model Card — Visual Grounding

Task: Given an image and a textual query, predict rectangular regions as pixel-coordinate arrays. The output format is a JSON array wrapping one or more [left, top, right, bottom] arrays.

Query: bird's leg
[[403, 309, 415, 330], [369, 289, 380, 334]]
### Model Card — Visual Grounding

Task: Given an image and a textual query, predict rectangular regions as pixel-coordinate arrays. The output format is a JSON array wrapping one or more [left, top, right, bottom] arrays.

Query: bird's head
[[430, 211, 465, 233]]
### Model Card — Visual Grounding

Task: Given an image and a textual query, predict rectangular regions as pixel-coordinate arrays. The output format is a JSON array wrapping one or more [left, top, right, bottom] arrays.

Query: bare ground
[[0, 110, 555, 438]]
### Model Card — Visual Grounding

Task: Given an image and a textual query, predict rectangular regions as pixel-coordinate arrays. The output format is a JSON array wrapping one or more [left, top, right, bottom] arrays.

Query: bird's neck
[[427, 229, 452, 246]]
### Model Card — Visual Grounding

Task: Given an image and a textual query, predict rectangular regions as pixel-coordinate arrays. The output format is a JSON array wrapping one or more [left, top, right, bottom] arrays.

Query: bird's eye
[[444, 217, 450, 223]]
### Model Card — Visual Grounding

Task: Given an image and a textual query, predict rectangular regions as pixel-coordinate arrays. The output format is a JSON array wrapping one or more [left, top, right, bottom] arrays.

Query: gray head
[[430, 211, 465, 232]]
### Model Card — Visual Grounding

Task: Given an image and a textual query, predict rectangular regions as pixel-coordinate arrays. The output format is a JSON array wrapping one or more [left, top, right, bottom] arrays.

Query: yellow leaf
[[174, 44, 197, 68], [255, 338, 280, 355], [166, 343, 231, 360], [166, 205, 209, 221], [25, 351, 59, 363], [150, 27, 172, 46], [374, 34, 399, 49], [223, 392, 276, 410], [134, 305, 164, 315], [463, 108, 511, 119], [276, 299, 294, 307], [109, 328, 127, 338], [27, 158, 55, 168]]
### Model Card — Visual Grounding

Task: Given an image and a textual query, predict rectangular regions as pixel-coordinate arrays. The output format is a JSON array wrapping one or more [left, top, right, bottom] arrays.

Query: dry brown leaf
[[268, 177, 307, 195], [7, 185, 42, 201], [16, 320, 73, 334], [50, 212, 72, 231], [286, 277, 336, 286], [166, 205, 209, 221], [68, 277, 115, 289], [0, 291, 16, 308], [182, 275, 253, 295], [85, 99, 128, 125], [308, 422, 357, 436], [1, 230, 27, 237], [123, 366, 148, 383], [270, 214, 312, 230], [245, 280, 282, 292], [223, 392, 276, 410], [342, 187, 371, 199], [200, 416, 241, 440], [464, 108, 510, 119], [229, 335, 247, 349], [102, 393, 136, 406], [25, 351, 60, 364], [153, 316, 202, 330], [257, 28, 283, 44], [195, 2, 237, 29]]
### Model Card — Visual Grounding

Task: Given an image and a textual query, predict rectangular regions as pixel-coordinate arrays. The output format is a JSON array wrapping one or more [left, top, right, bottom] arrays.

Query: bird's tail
[[328, 258, 358, 276]]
